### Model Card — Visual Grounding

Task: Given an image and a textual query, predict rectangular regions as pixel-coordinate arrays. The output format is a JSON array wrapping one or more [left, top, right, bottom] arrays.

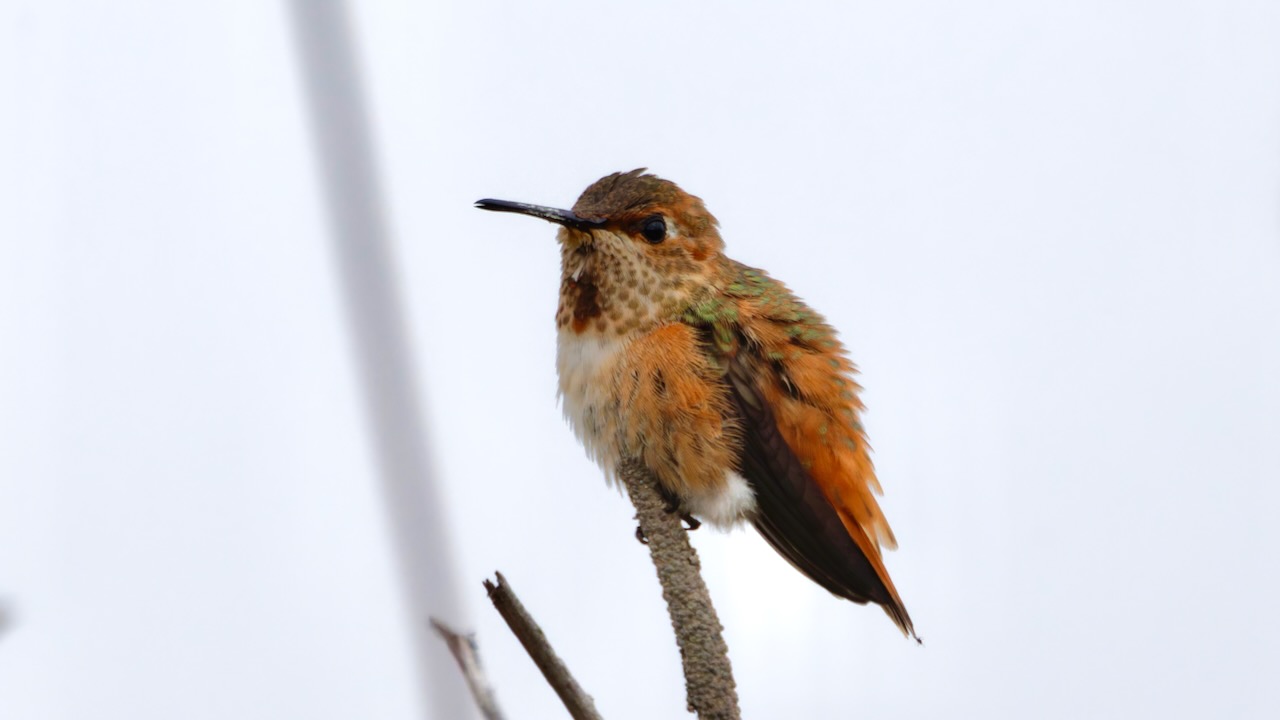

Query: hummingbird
[[477, 169, 915, 639]]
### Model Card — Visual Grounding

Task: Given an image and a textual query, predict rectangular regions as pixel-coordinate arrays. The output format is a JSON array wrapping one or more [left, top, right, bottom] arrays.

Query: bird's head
[[478, 169, 727, 335]]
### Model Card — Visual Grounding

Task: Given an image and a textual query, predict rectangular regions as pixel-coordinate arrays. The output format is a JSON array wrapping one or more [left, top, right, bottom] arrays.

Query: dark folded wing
[[726, 347, 913, 632]]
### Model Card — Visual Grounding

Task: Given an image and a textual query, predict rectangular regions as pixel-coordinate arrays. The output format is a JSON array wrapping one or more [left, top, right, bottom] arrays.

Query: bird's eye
[[641, 215, 667, 244]]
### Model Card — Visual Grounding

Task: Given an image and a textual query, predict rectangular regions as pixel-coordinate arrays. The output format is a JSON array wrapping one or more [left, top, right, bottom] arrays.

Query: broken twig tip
[[428, 616, 507, 720]]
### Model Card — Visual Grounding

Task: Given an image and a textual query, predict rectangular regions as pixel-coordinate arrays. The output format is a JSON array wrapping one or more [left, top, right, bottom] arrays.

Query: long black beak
[[475, 199, 605, 231]]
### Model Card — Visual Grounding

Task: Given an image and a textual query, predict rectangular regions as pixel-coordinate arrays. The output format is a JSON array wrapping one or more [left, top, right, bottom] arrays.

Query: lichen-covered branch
[[483, 572, 603, 720], [618, 458, 741, 720]]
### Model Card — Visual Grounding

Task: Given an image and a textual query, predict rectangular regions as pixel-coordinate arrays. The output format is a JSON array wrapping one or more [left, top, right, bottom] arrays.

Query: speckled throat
[[554, 226, 720, 337]]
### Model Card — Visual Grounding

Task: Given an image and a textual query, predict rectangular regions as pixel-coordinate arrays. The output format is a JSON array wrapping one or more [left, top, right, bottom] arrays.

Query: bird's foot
[[635, 514, 699, 544], [656, 486, 700, 532], [635, 485, 700, 542]]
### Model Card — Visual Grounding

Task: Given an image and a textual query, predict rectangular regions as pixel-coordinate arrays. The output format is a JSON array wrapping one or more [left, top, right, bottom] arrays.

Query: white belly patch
[[683, 471, 757, 529], [556, 330, 629, 472]]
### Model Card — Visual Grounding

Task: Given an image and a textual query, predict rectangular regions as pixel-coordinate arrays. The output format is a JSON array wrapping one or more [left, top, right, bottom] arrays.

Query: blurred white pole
[[286, 3, 471, 719]]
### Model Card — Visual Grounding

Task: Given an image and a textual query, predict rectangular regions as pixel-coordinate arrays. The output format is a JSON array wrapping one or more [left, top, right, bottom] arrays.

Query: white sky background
[[2, 1, 1279, 718]]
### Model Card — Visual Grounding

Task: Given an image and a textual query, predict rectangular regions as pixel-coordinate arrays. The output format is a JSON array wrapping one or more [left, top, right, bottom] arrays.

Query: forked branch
[[472, 460, 740, 719]]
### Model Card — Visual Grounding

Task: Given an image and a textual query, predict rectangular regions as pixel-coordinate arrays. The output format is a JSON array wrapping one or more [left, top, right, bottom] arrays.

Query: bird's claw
[[635, 514, 698, 544], [657, 487, 701, 532]]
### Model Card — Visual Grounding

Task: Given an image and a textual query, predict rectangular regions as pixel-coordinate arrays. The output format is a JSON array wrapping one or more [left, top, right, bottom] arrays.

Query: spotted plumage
[[478, 170, 915, 638]]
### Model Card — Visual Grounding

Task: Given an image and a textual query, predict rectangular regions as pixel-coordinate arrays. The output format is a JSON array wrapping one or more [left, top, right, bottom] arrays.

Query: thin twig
[[484, 572, 604, 720], [429, 618, 507, 720], [618, 458, 741, 719], [288, 3, 468, 717]]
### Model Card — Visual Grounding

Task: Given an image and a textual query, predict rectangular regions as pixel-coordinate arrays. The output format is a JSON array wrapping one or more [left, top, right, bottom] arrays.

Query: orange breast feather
[[612, 323, 741, 499]]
